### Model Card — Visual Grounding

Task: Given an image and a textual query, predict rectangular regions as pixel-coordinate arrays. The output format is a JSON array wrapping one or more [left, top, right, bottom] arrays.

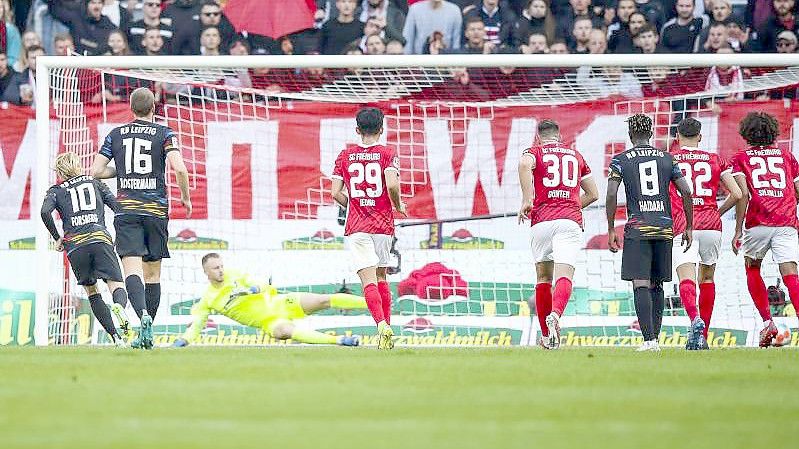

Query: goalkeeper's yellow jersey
[[182, 269, 278, 342]]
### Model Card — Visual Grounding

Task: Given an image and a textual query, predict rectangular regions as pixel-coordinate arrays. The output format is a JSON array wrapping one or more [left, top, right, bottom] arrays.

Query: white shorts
[[530, 219, 582, 267], [741, 226, 799, 264], [672, 230, 722, 268], [346, 233, 393, 272]]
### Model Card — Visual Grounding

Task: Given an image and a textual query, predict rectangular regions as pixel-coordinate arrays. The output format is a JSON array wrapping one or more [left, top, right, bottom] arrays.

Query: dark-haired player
[[606, 114, 694, 352], [330, 107, 406, 350], [518, 119, 599, 349], [41, 152, 130, 346], [669, 118, 742, 350], [731, 111, 799, 347], [91, 87, 192, 349]]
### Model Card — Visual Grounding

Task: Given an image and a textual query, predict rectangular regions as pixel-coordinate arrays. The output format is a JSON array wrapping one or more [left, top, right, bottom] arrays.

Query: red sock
[[377, 281, 392, 325], [781, 274, 799, 319], [535, 283, 552, 336], [552, 278, 573, 317], [745, 266, 772, 321], [698, 282, 715, 339], [363, 283, 385, 325], [679, 279, 698, 321]]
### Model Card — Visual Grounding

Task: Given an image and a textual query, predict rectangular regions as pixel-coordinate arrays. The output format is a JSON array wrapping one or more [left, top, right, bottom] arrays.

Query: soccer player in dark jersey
[[731, 112, 799, 347], [330, 107, 406, 350], [606, 114, 694, 352], [40, 152, 130, 346], [669, 118, 742, 350], [91, 87, 191, 349], [518, 119, 598, 349]]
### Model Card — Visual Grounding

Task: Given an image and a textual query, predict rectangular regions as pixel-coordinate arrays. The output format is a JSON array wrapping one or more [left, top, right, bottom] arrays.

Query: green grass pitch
[[1, 346, 797, 449]]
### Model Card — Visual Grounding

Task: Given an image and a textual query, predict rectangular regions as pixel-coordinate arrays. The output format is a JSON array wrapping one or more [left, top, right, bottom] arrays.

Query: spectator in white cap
[[776, 30, 798, 53]]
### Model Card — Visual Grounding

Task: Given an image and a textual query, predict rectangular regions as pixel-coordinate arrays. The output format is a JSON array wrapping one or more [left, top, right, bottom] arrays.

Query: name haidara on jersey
[[639, 200, 665, 212]]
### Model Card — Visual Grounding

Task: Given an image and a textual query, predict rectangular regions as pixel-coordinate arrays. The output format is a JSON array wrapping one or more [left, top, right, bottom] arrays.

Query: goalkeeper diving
[[172, 253, 365, 347]]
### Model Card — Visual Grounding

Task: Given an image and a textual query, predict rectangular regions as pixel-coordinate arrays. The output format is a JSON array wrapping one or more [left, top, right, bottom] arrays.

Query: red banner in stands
[[1, 101, 798, 220]]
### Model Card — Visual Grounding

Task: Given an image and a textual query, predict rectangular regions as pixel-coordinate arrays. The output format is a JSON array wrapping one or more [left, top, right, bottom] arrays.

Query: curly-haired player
[[730, 112, 799, 347], [606, 114, 694, 352]]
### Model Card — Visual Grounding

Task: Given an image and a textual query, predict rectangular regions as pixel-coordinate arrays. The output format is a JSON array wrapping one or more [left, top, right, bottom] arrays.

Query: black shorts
[[114, 214, 170, 262], [68, 243, 124, 286], [621, 238, 672, 282]]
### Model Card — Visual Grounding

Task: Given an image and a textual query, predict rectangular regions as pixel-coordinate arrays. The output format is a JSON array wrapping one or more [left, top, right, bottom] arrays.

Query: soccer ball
[[772, 323, 793, 347]]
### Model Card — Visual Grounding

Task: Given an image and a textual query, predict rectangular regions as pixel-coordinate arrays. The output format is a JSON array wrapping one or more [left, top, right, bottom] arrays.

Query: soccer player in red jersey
[[518, 119, 599, 349], [731, 112, 799, 347], [330, 107, 406, 350], [669, 118, 742, 350]]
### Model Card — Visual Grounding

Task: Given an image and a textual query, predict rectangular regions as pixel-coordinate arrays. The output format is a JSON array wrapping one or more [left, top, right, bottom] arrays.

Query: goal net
[[26, 54, 799, 348]]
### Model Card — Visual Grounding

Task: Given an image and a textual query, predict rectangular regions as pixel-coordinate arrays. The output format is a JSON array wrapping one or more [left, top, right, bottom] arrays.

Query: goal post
[[31, 53, 799, 347]]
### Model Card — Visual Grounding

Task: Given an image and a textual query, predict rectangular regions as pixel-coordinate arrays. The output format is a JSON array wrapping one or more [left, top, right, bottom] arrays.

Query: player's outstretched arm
[[385, 169, 407, 217], [173, 298, 212, 347], [579, 176, 599, 209], [605, 177, 621, 253], [517, 153, 534, 223], [717, 172, 744, 216], [40, 190, 62, 251], [674, 176, 694, 251], [166, 151, 192, 218], [90, 154, 115, 179], [731, 174, 749, 255]]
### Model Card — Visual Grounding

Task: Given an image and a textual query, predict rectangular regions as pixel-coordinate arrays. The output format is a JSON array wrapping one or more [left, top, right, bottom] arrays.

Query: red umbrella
[[223, 0, 314, 39]]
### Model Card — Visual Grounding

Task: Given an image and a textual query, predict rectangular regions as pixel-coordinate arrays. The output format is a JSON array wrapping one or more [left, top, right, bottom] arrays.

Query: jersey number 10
[[122, 138, 153, 175], [348, 162, 384, 198], [68, 183, 97, 213]]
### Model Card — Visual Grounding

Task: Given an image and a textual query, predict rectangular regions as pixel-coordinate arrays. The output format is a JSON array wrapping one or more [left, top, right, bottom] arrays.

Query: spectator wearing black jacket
[[198, 1, 236, 52], [463, 0, 517, 47], [634, 0, 665, 32], [320, 0, 364, 54], [607, 0, 638, 53], [447, 16, 496, 53], [163, 0, 201, 55], [0, 52, 29, 105], [757, 0, 799, 52], [511, 0, 557, 48], [660, 0, 706, 53], [359, 0, 406, 44], [46, 0, 117, 55], [127, 0, 174, 55], [557, 0, 604, 49]]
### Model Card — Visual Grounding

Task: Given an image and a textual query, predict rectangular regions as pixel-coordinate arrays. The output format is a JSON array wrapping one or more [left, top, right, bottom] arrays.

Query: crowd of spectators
[[0, 0, 798, 105]]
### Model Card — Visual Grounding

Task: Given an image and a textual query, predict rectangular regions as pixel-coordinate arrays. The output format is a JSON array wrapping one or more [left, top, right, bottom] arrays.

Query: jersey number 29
[[348, 162, 383, 198], [122, 138, 153, 175]]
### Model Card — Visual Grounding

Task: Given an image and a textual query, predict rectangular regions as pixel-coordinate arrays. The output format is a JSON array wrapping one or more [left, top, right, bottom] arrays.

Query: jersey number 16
[[122, 138, 153, 175]]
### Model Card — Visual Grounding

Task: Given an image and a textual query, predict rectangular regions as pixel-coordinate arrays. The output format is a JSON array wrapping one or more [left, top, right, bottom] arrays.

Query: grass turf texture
[[1, 347, 796, 449]]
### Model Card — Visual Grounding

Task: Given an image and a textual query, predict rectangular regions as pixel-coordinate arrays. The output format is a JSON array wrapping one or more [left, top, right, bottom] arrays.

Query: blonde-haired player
[[41, 152, 131, 346]]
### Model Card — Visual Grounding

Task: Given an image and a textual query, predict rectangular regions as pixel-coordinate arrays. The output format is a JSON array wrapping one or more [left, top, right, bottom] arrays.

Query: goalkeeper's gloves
[[230, 285, 260, 299], [172, 338, 189, 348]]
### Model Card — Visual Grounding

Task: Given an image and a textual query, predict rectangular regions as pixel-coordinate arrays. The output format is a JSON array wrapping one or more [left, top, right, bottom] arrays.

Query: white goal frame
[[33, 53, 799, 345]]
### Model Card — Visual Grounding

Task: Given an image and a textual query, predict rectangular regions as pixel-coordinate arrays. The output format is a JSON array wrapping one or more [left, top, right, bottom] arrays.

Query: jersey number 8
[[542, 154, 579, 188], [348, 162, 383, 198], [122, 138, 153, 175]]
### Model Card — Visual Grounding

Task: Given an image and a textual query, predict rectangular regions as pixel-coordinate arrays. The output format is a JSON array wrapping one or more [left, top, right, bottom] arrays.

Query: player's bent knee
[[270, 323, 294, 340]]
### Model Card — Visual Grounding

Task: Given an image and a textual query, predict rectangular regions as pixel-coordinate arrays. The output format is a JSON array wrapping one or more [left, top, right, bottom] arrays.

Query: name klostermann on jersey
[[639, 200, 665, 212], [71, 213, 99, 226], [120, 178, 156, 189]]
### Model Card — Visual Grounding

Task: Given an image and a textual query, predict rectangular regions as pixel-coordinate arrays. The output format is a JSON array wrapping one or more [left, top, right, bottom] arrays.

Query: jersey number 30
[[348, 162, 383, 198], [542, 154, 579, 188], [122, 138, 153, 175]]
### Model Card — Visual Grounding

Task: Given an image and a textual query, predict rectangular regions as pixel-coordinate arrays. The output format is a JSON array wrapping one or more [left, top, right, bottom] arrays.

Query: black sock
[[634, 286, 655, 341], [125, 275, 147, 319], [88, 294, 118, 338], [651, 284, 665, 340], [112, 287, 128, 308], [145, 283, 161, 321]]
